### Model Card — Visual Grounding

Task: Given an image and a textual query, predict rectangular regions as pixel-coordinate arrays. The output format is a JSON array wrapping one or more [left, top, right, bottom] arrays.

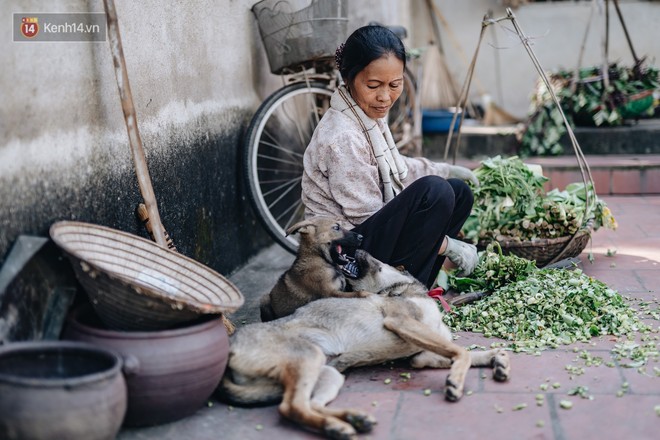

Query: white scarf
[[331, 84, 408, 203]]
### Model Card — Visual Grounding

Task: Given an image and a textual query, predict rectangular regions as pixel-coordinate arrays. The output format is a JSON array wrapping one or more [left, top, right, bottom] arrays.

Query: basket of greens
[[462, 156, 617, 267]]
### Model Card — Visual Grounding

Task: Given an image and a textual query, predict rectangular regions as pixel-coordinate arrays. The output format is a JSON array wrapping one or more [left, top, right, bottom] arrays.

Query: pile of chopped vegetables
[[446, 242, 537, 293], [461, 155, 617, 243], [443, 245, 652, 353]]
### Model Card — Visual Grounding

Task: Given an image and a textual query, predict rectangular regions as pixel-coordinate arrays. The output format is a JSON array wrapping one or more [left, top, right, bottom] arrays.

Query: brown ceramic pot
[[0, 341, 127, 440], [63, 304, 229, 427]]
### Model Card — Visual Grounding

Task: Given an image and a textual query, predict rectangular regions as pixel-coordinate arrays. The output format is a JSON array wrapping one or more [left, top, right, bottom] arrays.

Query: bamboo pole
[[103, 0, 167, 247]]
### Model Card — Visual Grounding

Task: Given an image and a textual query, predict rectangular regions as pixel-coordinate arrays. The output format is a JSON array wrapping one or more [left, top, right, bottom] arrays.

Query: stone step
[[422, 120, 660, 195], [444, 154, 660, 196]]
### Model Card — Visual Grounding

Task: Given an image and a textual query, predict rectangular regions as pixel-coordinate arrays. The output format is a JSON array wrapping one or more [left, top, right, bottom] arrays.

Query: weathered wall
[[0, 0, 275, 274], [410, 0, 660, 119], [0, 0, 415, 275]]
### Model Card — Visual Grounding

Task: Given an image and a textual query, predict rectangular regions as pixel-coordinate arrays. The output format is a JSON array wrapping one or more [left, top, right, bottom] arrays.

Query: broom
[[420, 41, 460, 109], [426, 1, 521, 125], [420, 0, 461, 110]]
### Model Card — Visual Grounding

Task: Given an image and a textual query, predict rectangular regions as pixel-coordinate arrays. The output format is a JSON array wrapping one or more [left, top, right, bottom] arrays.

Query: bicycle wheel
[[243, 81, 334, 254], [389, 67, 421, 156]]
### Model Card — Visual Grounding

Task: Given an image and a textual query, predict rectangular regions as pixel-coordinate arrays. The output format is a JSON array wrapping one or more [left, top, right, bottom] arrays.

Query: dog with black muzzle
[[259, 217, 369, 322]]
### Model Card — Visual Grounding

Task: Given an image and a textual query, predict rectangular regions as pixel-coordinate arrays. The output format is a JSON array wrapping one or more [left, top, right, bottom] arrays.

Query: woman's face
[[349, 53, 404, 120]]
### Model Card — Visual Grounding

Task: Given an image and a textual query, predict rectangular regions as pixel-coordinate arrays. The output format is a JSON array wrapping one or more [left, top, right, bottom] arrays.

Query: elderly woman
[[301, 25, 479, 288]]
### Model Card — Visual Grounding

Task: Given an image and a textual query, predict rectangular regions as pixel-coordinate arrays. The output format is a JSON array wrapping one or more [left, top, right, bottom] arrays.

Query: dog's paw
[[492, 350, 511, 382], [346, 412, 376, 433], [324, 420, 357, 440], [444, 375, 463, 402]]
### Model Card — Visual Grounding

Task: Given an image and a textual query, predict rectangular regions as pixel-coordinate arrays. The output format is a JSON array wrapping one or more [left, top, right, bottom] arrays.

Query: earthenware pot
[[63, 304, 229, 427], [0, 341, 127, 440]]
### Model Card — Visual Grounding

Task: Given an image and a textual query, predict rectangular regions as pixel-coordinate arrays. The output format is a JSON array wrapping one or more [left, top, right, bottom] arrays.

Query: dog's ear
[[286, 219, 316, 236]]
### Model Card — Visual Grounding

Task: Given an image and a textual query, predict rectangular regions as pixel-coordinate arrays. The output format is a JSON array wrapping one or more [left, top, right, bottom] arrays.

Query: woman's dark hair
[[336, 25, 406, 86]]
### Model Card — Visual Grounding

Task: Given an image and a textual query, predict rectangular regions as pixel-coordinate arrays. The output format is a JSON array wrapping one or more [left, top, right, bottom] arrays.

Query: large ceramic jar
[[63, 304, 229, 427], [0, 341, 127, 440]]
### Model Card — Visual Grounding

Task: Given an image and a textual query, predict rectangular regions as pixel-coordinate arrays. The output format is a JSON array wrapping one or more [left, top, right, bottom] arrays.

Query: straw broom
[[425, 1, 520, 125], [420, 0, 461, 110]]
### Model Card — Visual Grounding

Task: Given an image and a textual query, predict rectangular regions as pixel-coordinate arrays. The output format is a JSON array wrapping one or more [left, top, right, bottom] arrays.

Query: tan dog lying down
[[218, 250, 510, 439]]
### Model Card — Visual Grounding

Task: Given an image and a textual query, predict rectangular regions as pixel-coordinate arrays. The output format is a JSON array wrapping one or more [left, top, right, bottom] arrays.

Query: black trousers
[[352, 176, 474, 288]]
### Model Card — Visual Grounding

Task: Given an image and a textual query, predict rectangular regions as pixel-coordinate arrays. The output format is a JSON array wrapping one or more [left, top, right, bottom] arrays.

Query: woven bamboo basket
[[478, 221, 593, 268], [50, 221, 244, 331]]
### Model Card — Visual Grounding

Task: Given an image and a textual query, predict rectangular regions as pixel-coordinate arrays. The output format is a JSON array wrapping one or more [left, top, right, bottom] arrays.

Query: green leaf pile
[[462, 155, 617, 244], [444, 247, 651, 352]]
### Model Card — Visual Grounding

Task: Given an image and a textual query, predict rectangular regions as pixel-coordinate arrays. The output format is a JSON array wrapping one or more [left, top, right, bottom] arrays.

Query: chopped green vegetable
[[568, 386, 593, 400], [559, 400, 573, 409], [513, 403, 527, 411], [423, 389, 431, 396], [445, 248, 650, 352]]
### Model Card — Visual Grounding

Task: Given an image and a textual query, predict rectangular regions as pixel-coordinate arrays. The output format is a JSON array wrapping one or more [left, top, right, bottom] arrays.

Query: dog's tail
[[216, 372, 283, 407]]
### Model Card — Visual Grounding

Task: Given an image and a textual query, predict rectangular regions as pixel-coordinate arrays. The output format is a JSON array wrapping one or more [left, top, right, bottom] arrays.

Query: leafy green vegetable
[[462, 156, 617, 243], [447, 242, 537, 293], [521, 63, 659, 156]]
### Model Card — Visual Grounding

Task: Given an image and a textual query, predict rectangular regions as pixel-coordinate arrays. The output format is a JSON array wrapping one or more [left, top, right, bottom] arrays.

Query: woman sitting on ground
[[301, 25, 479, 288]]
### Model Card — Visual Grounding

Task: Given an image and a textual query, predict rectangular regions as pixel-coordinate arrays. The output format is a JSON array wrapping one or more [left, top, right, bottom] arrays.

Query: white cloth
[[332, 85, 408, 203]]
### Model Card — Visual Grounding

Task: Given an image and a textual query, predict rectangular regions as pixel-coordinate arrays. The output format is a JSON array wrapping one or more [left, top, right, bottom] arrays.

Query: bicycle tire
[[389, 67, 420, 155], [243, 81, 334, 254]]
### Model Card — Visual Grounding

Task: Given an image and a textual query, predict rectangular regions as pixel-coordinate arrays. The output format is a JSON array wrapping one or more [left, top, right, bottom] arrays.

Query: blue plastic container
[[422, 109, 460, 133]]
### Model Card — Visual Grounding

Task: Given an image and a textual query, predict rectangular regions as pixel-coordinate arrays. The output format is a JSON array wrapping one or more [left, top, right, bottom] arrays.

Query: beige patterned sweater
[[302, 107, 452, 227]]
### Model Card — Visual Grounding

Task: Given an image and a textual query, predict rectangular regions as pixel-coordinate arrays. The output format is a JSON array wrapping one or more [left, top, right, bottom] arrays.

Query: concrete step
[[423, 118, 660, 158], [422, 120, 660, 195]]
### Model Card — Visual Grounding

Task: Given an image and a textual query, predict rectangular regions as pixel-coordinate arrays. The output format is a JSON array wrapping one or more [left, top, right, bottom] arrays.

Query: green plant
[[462, 156, 617, 243], [520, 63, 659, 156]]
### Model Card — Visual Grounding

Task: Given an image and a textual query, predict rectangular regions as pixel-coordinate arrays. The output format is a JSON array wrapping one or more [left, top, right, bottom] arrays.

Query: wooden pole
[[103, 0, 167, 247]]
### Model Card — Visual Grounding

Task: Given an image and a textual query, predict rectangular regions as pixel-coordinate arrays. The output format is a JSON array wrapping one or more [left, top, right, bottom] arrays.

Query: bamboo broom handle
[[103, 0, 167, 247]]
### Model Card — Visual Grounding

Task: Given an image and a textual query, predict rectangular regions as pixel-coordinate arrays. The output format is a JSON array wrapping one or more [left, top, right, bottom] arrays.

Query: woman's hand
[[447, 165, 479, 186], [441, 237, 478, 276]]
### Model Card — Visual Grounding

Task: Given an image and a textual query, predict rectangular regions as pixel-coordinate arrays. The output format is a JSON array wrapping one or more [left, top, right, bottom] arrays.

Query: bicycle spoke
[[263, 175, 301, 200], [257, 152, 302, 168], [260, 129, 305, 160], [257, 138, 305, 160], [278, 199, 305, 230], [256, 172, 303, 180]]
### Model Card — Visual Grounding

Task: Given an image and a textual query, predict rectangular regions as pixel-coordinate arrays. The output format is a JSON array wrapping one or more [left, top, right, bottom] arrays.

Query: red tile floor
[[118, 196, 660, 440]]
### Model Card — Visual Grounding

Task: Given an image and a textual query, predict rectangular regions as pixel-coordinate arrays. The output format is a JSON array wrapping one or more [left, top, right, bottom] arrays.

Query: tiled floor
[[118, 196, 660, 440]]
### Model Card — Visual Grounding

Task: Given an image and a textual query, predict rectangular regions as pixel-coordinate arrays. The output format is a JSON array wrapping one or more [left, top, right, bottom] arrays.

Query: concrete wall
[[0, 0, 413, 274], [1, 0, 657, 275], [409, 0, 660, 119], [0, 0, 273, 274]]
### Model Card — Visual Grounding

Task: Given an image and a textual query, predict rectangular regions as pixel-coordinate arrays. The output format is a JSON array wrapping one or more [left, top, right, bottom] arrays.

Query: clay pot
[[63, 304, 229, 427], [0, 341, 127, 440]]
